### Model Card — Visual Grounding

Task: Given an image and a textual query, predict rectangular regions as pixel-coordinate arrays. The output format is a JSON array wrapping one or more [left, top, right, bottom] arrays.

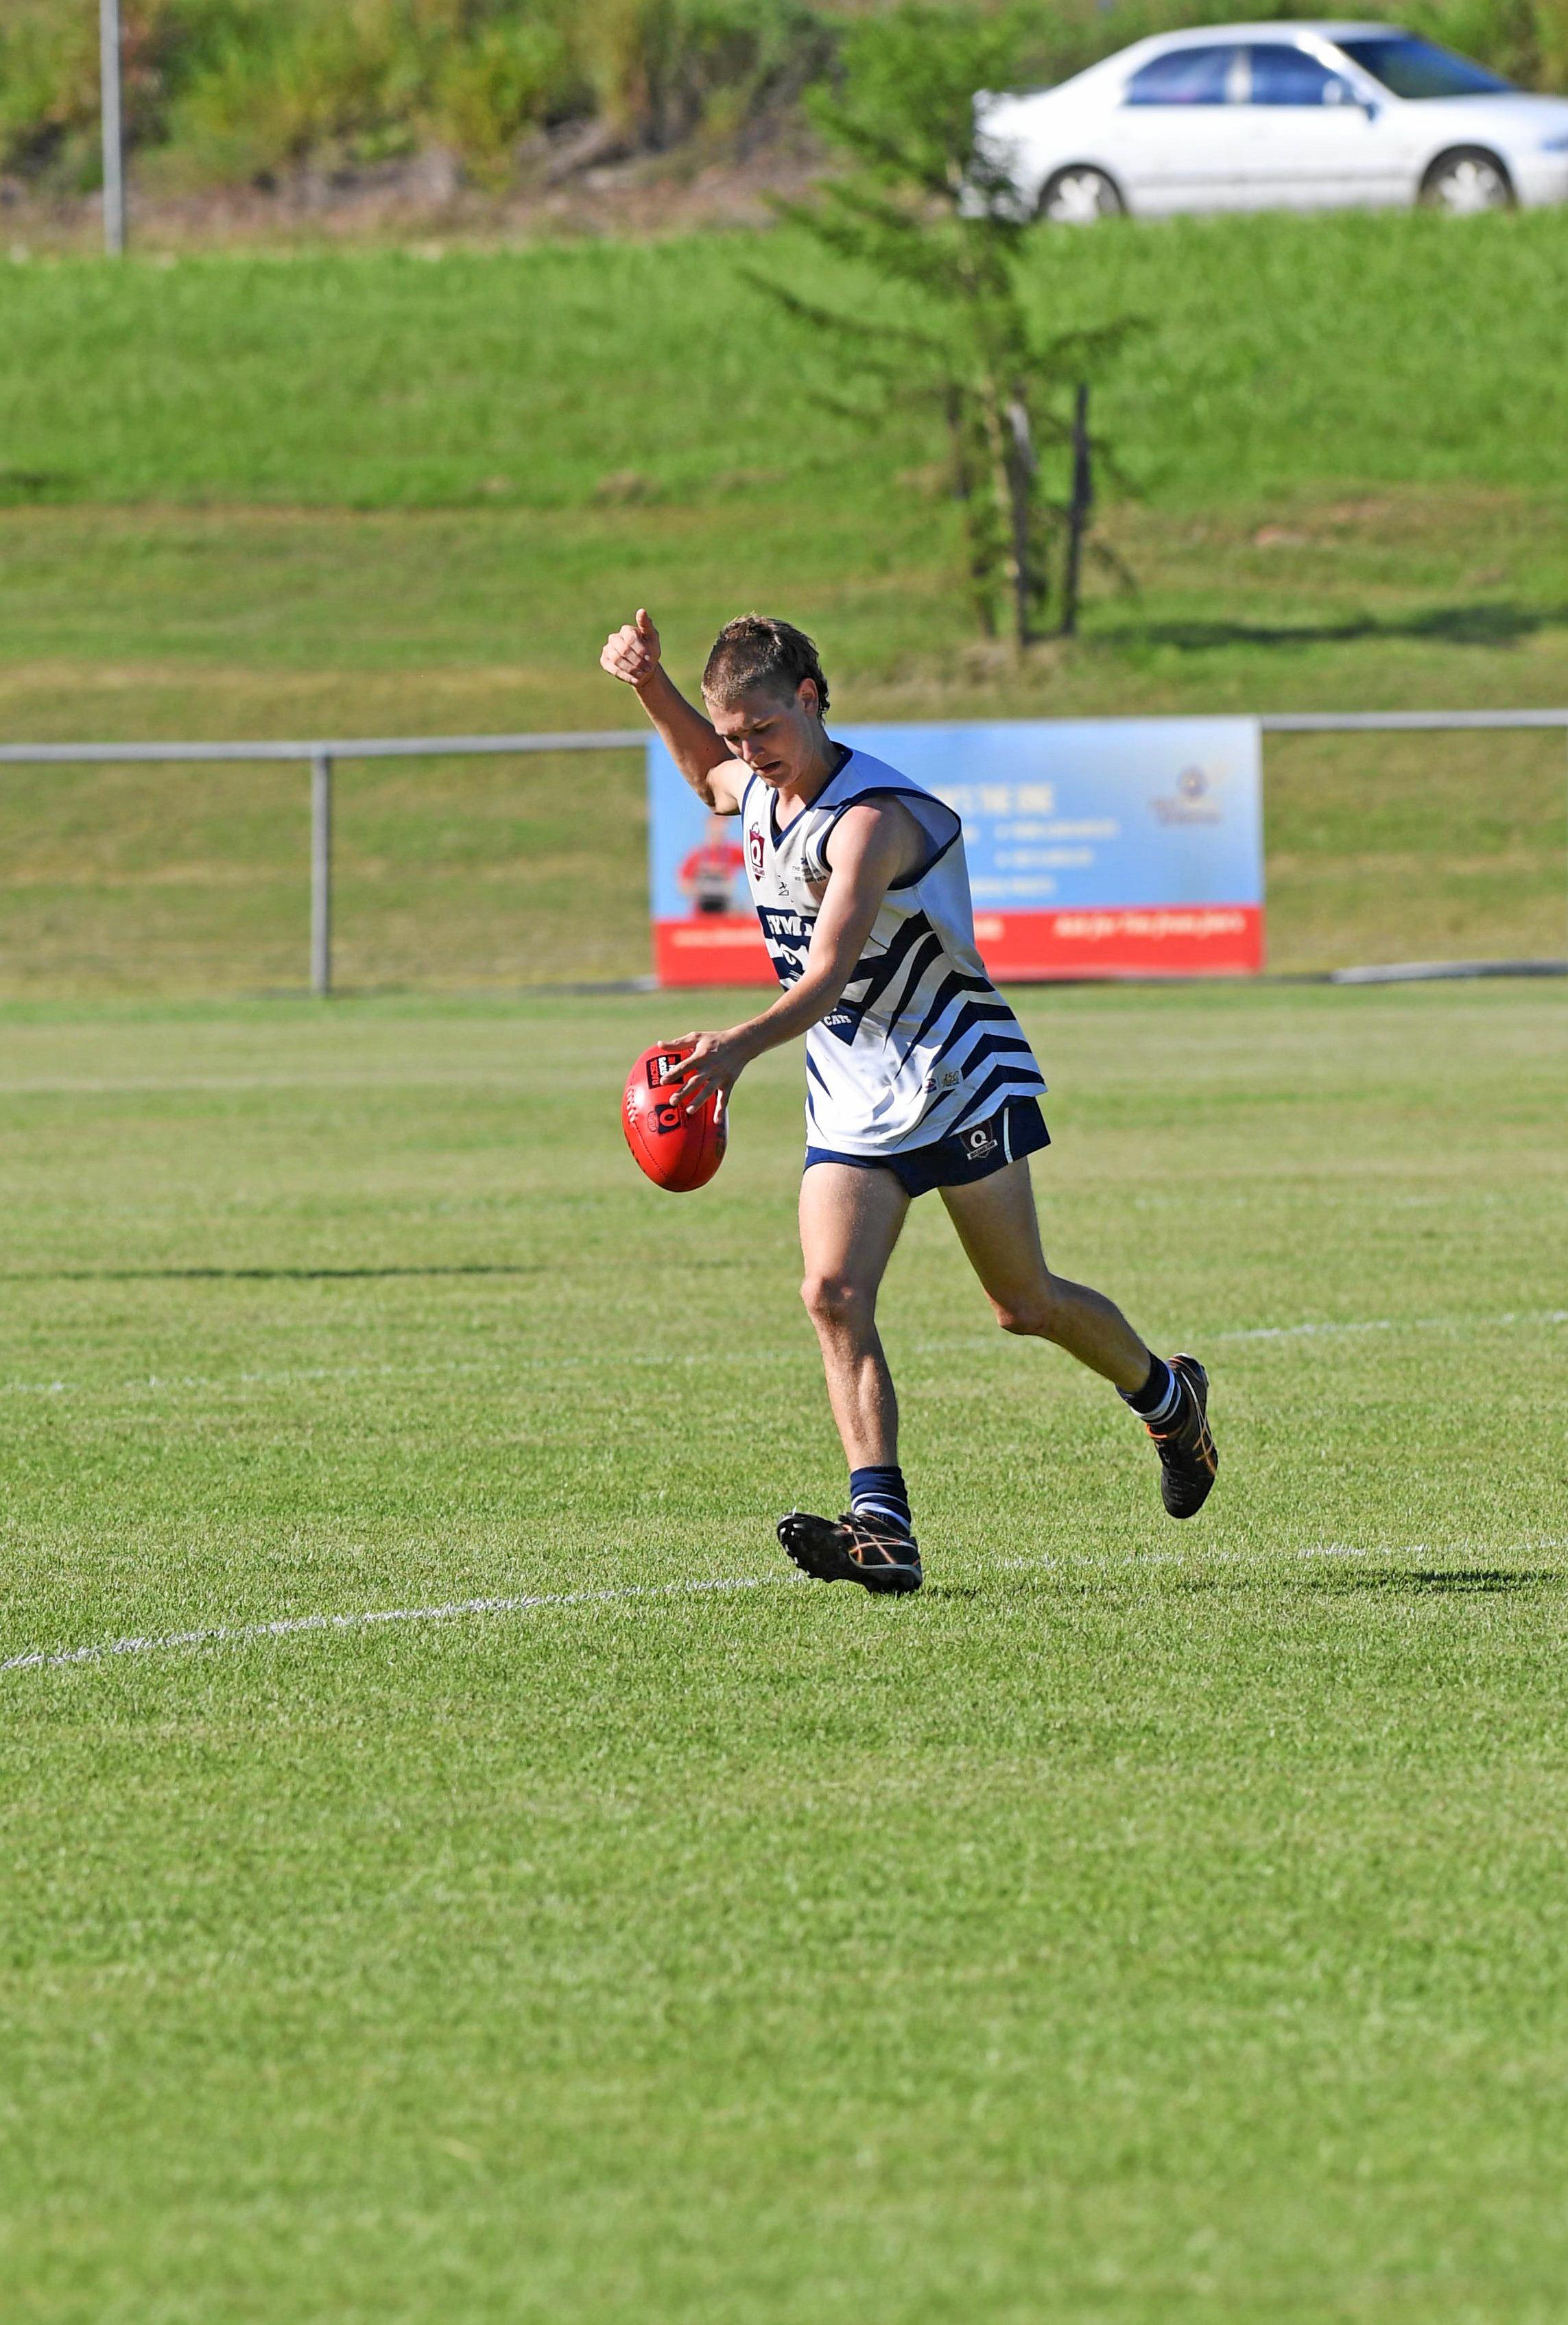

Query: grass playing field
[[5, 980, 1565, 2323]]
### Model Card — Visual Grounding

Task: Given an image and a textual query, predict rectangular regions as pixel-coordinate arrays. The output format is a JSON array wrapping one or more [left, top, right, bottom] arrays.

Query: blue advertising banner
[[650, 717, 1263, 984]]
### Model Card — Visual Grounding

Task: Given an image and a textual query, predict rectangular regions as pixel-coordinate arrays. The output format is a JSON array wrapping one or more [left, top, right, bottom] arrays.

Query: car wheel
[[1038, 165, 1125, 224], [1419, 147, 1514, 213]]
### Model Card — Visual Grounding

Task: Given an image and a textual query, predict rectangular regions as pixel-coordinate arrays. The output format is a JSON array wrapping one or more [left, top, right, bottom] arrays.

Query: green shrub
[[0, 1, 110, 182], [163, 1, 422, 183], [434, 19, 580, 173], [573, 0, 829, 147]]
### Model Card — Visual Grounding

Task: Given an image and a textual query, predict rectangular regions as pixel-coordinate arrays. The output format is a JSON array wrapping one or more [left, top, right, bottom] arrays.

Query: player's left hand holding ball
[[665, 1027, 750, 1116], [623, 1039, 730, 1192]]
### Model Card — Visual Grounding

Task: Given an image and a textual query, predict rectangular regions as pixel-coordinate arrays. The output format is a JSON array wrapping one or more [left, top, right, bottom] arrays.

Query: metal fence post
[[310, 751, 333, 997], [99, 0, 126, 257]]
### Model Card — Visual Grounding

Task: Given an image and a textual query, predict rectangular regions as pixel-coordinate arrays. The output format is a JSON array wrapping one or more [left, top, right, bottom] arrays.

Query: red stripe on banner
[[974, 906, 1265, 979], [654, 906, 1264, 988], [654, 917, 774, 987]]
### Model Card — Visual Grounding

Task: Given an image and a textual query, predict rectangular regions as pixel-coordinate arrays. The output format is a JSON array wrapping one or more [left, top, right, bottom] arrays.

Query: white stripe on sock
[[852, 1497, 912, 1529], [1124, 1361, 1182, 1429]]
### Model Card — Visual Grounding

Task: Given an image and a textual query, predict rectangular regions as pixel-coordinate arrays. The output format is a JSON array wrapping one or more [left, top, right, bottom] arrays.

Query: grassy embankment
[[2, 980, 1566, 2322], [1, 207, 1566, 988]]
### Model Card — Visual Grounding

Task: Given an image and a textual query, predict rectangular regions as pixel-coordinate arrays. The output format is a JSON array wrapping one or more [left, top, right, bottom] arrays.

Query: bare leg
[[940, 1158, 1151, 1392], [798, 1162, 911, 1468]]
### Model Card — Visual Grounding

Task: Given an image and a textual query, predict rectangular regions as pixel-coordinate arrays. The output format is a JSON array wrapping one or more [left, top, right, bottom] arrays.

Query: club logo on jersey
[[748, 824, 765, 877]]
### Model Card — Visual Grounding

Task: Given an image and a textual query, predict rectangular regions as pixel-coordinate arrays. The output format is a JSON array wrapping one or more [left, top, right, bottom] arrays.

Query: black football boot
[[777, 1509, 923, 1595], [1146, 1352, 1219, 1519]]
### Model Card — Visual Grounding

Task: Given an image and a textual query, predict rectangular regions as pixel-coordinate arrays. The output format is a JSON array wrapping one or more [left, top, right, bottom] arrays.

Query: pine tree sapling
[[753, 3, 1146, 647]]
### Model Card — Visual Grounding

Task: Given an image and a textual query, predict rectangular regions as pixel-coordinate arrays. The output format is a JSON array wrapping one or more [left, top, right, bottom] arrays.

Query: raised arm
[[599, 609, 744, 814]]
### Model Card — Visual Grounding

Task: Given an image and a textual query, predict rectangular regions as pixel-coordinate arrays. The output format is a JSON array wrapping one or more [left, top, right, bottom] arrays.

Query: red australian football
[[622, 1044, 727, 1192]]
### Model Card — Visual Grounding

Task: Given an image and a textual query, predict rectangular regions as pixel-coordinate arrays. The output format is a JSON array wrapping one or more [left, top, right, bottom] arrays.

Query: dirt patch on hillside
[[0, 132, 829, 252]]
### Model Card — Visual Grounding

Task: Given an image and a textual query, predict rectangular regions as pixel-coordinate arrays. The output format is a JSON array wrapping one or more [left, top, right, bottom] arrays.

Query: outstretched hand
[[601, 607, 662, 689]]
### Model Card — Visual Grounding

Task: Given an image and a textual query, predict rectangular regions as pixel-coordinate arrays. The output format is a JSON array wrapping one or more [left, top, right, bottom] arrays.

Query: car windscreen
[[1335, 36, 1512, 98]]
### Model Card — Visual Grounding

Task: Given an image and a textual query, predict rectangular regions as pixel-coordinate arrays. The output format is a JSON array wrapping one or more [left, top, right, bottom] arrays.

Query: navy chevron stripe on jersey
[[822, 920, 945, 1049], [935, 1023, 1042, 1083], [863, 931, 949, 1040], [947, 1028, 1041, 1080], [892, 974, 1013, 1075], [827, 934, 950, 1049], [917, 993, 1034, 1067], [838, 912, 938, 1014], [951, 1058, 1048, 1130], [738, 744, 1047, 1158]]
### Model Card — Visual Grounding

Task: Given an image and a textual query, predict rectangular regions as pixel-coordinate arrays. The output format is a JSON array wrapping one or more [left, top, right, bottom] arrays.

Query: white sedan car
[[977, 21, 1568, 221]]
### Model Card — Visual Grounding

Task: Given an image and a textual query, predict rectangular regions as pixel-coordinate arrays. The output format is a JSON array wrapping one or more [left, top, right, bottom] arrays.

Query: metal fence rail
[[0, 731, 646, 995], [1259, 711, 1568, 732], [1, 714, 1563, 994]]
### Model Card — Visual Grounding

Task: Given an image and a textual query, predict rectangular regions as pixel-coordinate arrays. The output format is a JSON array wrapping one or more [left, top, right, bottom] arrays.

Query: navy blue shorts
[[804, 1097, 1049, 1200]]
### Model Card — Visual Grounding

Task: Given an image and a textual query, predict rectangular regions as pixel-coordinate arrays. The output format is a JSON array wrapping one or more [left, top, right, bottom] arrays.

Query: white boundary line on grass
[[1, 1572, 793, 1675], [12, 1540, 1564, 1678], [1217, 1309, 1567, 1344]]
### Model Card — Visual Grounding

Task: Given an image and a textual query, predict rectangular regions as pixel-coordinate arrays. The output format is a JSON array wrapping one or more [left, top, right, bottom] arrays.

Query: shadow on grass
[[1314, 1567, 1561, 1594], [1, 1264, 541, 1283], [1109, 599, 1568, 655], [0, 468, 76, 506], [1038, 1566, 1565, 1598]]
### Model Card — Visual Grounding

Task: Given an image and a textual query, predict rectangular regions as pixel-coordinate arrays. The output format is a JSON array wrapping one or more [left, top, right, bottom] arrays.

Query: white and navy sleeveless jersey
[[737, 747, 1046, 1157]]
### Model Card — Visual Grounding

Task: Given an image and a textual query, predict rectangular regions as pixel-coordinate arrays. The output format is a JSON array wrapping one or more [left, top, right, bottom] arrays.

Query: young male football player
[[601, 608, 1218, 1594]]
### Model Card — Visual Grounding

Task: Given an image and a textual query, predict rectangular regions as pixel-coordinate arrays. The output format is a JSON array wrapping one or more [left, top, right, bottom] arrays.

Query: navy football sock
[[848, 1464, 912, 1534], [1121, 1353, 1181, 1427]]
